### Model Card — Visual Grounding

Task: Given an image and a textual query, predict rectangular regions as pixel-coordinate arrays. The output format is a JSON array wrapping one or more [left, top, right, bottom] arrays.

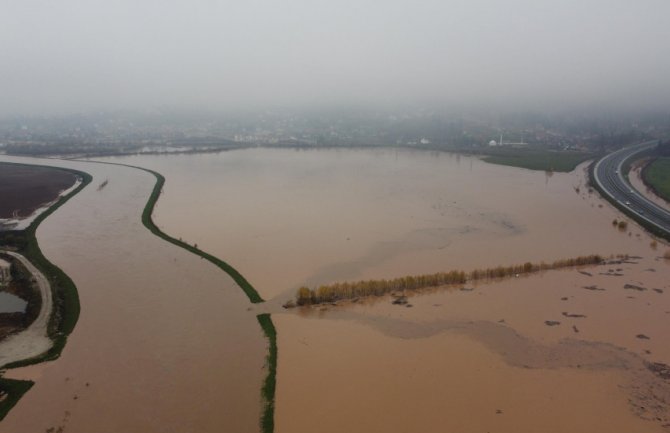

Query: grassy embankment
[[257, 314, 277, 433], [296, 254, 604, 305], [642, 157, 670, 203], [0, 379, 33, 420], [137, 167, 264, 303], [132, 164, 276, 431], [481, 149, 596, 172], [0, 162, 92, 420]]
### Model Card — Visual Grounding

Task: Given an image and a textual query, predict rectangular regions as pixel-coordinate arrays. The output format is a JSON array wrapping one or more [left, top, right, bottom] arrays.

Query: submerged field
[[117, 148, 648, 301], [0, 156, 266, 433], [0, 148, 666, 432], [107, 147, 670, 432]]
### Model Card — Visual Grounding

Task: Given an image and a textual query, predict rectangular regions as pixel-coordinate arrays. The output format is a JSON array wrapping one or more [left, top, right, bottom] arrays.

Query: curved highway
[[593, 140, 670, 237]]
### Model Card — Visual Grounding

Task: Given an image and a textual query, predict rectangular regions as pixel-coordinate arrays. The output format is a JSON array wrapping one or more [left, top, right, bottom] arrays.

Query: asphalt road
[[593, 140, 670, 237]]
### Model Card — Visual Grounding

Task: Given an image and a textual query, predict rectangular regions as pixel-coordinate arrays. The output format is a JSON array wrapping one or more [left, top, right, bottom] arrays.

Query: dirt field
[[0, 163, 77, 218]]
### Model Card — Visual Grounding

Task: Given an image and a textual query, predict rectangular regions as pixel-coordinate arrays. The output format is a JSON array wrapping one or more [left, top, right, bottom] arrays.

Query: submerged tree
[[296, 254, 604, 305]]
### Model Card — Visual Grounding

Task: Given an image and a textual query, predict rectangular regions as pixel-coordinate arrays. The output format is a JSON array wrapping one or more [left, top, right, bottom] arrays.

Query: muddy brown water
[[0, 156, 265, 433], [104, 148, 669, 432], [270, 249, 670, 432], [112, 148, 661, 301], [0, 148, 668, 432]]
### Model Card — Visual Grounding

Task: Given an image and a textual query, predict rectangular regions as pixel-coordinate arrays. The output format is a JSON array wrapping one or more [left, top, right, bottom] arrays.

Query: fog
[[2, 0, 669, 116]]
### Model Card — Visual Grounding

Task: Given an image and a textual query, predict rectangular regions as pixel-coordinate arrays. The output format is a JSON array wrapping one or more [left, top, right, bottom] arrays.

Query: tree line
[[296, 254, 605, 305]]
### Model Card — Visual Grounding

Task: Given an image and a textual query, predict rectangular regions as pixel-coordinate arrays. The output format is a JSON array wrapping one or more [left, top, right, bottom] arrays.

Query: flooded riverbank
[[1, 147, 666, 432], [105, 147, 669, 432], [0, 156, 265, 433], [111, 148, 658, 301], [274, 249, 670, 432]]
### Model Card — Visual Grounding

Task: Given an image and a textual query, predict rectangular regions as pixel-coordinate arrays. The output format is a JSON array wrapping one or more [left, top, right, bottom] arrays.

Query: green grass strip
[[482, 150, 595, 172], [642, 157, 670, 203], [136, 167, 264, 303], [0, 378, 34, 421], [68, 159, 273, 430], [135, 165, 274, 432], [256, 313, 277, 433]]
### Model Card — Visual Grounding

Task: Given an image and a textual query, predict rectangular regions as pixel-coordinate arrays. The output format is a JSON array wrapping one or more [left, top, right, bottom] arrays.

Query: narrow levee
[[0, 155, 267, 433], [125, 162, 276, 432]]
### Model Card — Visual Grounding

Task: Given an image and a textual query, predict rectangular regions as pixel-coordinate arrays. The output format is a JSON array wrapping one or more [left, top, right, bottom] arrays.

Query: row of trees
[[296, 254, 604, 305]]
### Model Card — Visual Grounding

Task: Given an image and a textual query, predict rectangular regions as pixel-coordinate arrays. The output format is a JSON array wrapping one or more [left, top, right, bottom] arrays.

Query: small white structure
[[488, 140, 498, 147], [0, 258, 11, 283]]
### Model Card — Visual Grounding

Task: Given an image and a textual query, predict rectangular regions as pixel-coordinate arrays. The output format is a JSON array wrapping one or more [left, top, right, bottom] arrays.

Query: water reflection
[[0, 292, 26, 313]]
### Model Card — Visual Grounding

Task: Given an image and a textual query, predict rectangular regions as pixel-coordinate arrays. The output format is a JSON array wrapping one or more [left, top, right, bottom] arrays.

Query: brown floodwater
[[274, 312, 667, 433], [1, 148, 667, 432], [273, 246, 670, 432], [113, 148, 661, 301], [105, 148, 670, 432], [0, 156, 265, 433]]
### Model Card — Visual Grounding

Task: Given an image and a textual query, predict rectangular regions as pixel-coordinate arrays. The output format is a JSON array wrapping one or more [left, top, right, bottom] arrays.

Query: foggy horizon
[[2, 0, 670, 116]]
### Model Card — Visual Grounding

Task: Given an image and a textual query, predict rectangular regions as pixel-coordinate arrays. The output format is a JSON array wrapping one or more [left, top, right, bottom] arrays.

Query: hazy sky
[[2, 0, 669, 115]]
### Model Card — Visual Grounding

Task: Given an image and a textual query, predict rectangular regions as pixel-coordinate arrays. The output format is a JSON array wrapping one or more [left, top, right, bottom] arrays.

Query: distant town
[[0, 107, 667, 157]]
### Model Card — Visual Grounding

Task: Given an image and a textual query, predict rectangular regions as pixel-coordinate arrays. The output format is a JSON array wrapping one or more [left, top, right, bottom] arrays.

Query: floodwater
[[107, 148, 670, 432], [114, 148, 658, 301], [0, 156, 265, 433], [0, 292, 26, 314], [275, 251, 670, 432], [0, 148, 668, 432]]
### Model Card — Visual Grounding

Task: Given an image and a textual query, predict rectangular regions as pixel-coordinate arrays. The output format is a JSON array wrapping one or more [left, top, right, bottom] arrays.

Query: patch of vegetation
[[0, 378, 33, 421], [256, 314, 277, 433], [297, 254, 604, 305], [482, 149, 595, 172], [642, 157, 670, 203], [137, 167, 264, 303]]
